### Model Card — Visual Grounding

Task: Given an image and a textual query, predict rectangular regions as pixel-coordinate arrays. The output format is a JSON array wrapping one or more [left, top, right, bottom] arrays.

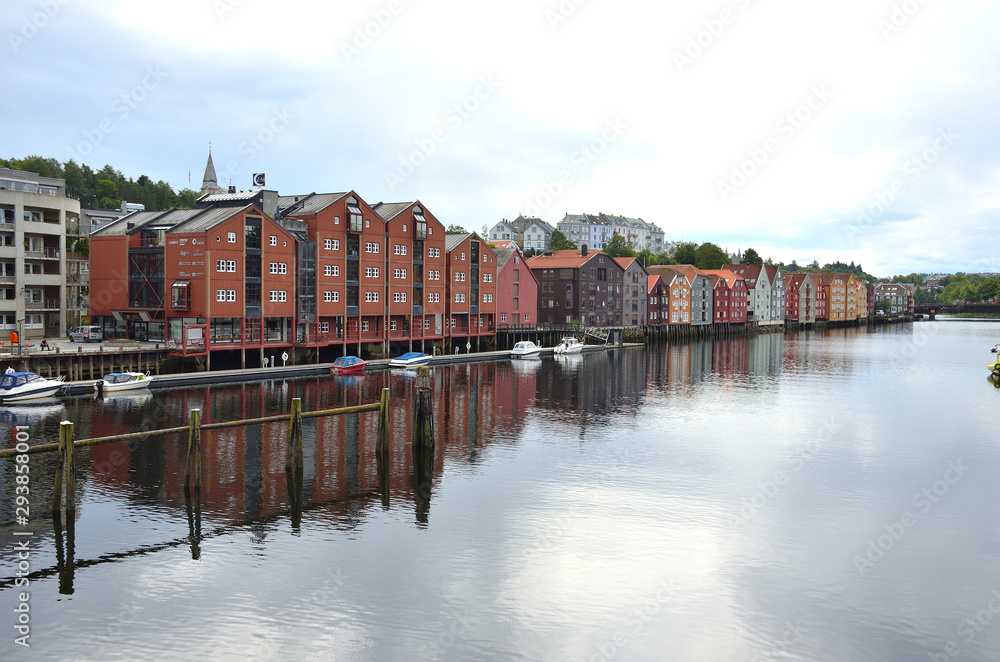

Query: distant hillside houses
[[556, 212, 665, 254], [487, 215, 556, 253]]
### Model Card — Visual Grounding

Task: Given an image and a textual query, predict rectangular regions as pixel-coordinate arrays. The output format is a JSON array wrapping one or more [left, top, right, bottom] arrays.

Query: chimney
[[228, 185, 236, 194], [581, 244, 588, 256]]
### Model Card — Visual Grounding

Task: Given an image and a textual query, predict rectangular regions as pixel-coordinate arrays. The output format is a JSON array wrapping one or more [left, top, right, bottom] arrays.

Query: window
[[428, 292, 440, 303], [278, 263, 286, 274], [460, 252, 466, 260], [394, 292, 407, 302], [455, 293, 466, 303], [324, 291, 340, 302], [455, 272, 466, 282], [270, 263, 279, 274], [365, 267, 380, 278], [324, 238, 333, 250], [227, 289, 236, 302], [365, 242, 380, 254], [228, 232, 236, 243], [394, 244, 407, 255], [501, 313, 507, 323], [269, 235, 277, 246], [483, 273, 493, 283], [394, 268, 406, 279], [217, 289, 226, 302], [428, 248, 440, 258], [320, 322, 329, 333], [523, 313, 529, 322], [390, 320, 397, 331], [216, 259, 226, 272], [482, 293, 493, 303], [365, 291, 379, 302], [269, 290, 287, 302], [362, 320, 369, 332]]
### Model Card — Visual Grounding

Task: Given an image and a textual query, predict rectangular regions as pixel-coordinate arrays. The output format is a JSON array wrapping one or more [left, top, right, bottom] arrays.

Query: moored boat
[[990, 344, 1000, 376], [331, 355, 369, 375], [100, 371, 154, 393], [511, 341, 542, 359], [0, 371, 66, 402], [553, 337, 584, 354], [389, 351, 431, 369]]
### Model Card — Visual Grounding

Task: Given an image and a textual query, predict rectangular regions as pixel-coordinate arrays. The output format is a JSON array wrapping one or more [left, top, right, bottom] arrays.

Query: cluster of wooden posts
[[0, 367, 439, 590]]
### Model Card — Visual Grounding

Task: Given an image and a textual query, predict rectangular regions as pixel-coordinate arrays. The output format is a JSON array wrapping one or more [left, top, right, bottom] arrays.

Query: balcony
[[25, 248, 61, 259], [24, 299, 60, 310]]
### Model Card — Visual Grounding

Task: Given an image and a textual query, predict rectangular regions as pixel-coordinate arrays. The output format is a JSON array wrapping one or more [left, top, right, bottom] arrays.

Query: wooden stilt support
[[376, 387, 390, 454], [61, 421, 75, 513], [184, 409, 202, 490], [285, 398, 303, 474], [53, 422, 68, 513], [411, 366, 434, 449]]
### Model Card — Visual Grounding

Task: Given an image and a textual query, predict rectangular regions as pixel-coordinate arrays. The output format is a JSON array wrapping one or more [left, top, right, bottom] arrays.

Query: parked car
[[69, 326, 103, 343]]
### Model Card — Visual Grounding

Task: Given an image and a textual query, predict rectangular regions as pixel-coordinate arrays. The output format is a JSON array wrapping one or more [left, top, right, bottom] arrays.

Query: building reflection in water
[[1, 333, 821, 557]]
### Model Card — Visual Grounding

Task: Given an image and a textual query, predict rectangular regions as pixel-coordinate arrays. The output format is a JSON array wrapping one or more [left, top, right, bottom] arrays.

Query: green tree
[[875, 298, 891, 314], [549, 229, 577, 250], [636, 247, 656, 266], [96, 179, 120, 210], [445, 224, 468, 234], [695, 242, 728, 270], [673, 242, 698, 265], [603, 233, 634, 258], [741, 247, 763, 265]]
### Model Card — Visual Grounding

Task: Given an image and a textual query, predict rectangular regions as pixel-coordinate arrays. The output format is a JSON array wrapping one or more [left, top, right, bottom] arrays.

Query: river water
[[2, 319, 1000, 661]]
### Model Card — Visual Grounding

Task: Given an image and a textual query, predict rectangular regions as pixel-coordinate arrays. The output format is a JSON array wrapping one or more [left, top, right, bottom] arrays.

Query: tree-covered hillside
[[2, 155, 198, 211]]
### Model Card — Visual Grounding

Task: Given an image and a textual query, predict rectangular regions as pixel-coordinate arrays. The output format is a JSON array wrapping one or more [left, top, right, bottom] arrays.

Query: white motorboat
[[553, 337, 584, 354], [99, 371, 154, 393], [0, 371, 66, 402], [511, 341, 542, 359], [388, 352, 431, 369]]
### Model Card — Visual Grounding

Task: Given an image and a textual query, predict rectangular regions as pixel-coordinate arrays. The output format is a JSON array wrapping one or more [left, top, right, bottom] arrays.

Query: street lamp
[[15, 317, 25, 357]]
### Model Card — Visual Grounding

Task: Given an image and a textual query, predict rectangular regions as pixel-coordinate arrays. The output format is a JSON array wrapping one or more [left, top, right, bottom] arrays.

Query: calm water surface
[[2, 319, 1000, 661]]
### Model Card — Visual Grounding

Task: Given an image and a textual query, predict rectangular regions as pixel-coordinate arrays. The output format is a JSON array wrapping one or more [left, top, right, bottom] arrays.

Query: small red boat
[[330, 355, 369, 375]]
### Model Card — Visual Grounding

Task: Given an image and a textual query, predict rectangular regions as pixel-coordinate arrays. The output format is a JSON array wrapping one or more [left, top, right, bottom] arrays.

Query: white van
[[69, 325, 104, 342]]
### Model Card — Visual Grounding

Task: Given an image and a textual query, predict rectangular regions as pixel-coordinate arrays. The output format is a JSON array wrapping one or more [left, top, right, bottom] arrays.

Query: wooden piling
[[286, 398, 303, 473], [62, 421, 75, 513], [411, 366, 434, 449], [52, 422, 67, 512], [184, 409, 202, 490], [376, 387, 390, 454]]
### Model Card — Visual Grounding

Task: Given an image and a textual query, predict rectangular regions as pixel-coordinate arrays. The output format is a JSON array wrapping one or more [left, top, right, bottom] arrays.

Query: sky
[[3, 0, 999, 277]]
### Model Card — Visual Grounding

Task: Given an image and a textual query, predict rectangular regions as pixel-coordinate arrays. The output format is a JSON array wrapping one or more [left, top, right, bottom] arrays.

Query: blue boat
[[388, 352, 431, 369]]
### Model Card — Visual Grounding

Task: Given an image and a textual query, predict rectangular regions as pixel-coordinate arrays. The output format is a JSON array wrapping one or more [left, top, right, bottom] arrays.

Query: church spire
[[200, 146, 224, 197]]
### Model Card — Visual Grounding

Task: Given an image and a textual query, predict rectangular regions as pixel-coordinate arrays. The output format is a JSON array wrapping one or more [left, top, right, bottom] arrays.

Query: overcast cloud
[[4, 0, 999, 275]]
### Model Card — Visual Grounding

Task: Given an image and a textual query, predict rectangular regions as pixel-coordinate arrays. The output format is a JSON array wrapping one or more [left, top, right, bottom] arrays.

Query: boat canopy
[[395, 352, 427, 361], [103, 373, 146, 384], [0, 373, 43, 389], [333, 356, 365, 367]]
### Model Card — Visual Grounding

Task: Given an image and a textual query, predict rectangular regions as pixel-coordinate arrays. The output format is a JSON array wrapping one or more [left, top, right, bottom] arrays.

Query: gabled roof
[[702, 269, 746, 290], [723, 264, 764, 282], [764, 265, 781, 282], [172, 205, 255, 233], [612, 256, 638, 270], [445, 233, 473, 252], [490, 240, 516, 249], [647, 274, 663, 290], [527, 248, 609, 269], [277, 192, 349, 216], [372, 201, 413, 222], [197, 190, 258, 204], [668, 264, 710, 284], [90, 205, 256, 237], [495, 245, 524, 268], [646, 265, 690, 286]]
